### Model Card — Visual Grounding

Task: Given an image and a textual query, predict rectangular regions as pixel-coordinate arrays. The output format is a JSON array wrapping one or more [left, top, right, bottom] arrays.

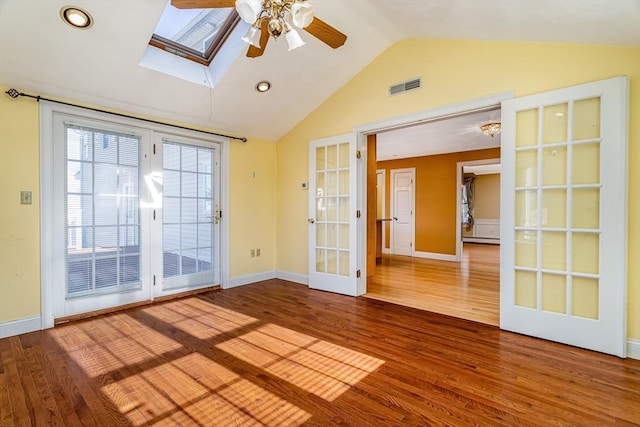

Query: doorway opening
[[362, 103, 503, 326]]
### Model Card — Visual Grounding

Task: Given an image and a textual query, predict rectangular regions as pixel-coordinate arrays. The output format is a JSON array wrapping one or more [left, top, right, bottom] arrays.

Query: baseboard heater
[[463, 219, 500, 244]]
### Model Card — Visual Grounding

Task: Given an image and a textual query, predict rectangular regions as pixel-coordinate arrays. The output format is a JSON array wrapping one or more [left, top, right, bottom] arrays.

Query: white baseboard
[[628, 339, 640, 360], [381, 250, 459, 261], [276, 270, 308, 286], [0, 316, 42, 339], [463, 237, 501, 245], [413, 251, 458, 262], [226, 270, 276, 289], [1, 305, 638, 361]]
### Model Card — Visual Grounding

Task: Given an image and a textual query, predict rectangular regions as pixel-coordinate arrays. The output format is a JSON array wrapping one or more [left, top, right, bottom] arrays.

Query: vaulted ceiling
[[1, 0, 639, 142]]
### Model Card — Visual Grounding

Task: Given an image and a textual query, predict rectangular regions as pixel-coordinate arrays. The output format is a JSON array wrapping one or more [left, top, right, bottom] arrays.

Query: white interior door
[[501, 77, 628, 357], [391, 168, 415, 256], [308, 133, 359, 296]]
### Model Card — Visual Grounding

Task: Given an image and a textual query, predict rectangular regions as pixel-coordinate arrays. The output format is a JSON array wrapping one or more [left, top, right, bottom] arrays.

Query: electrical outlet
[[256, 248, 261, 257], [250, 249, 255, 257], [20, 191, 32, 205]]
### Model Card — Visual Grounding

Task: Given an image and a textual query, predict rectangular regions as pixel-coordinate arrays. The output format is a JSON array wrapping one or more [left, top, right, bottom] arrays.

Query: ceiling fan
[[171, 0, 347, 58]]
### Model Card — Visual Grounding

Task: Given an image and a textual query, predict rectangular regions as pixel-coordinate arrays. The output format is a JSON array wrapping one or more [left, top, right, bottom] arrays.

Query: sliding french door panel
[[160, 139, 219, 292], [65, 125, 142, 297]]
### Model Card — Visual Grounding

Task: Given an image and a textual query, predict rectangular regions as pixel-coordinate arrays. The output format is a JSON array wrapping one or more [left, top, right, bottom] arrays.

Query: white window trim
[[40, 101, 230, 329]]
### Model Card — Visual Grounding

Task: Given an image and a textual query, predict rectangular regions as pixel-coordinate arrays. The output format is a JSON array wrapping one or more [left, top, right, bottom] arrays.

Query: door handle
[[213, 200, 220, 224], [393, 217, 398, 221], [308, 218, 315, 224]]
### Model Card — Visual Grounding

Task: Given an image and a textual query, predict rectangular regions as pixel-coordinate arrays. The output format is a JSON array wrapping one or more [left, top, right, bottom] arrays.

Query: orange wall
[[378, 148, 500, 255]]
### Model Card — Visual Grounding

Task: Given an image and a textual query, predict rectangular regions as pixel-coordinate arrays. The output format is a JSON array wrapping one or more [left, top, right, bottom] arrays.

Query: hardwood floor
[[367, 243, 500, 326], [2, 279, 639, 426]]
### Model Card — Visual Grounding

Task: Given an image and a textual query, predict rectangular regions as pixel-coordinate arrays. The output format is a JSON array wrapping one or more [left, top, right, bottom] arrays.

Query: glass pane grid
[[314, 143, 350, 277], [163, 142, 215, 280], [513, 99, 601, 319], [65, 126, 141, 297]]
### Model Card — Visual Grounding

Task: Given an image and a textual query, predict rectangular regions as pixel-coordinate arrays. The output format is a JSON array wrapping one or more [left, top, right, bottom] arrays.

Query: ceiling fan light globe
[[242, 25, 262, 47], [291, 2, 314, 28], [235, 0, 262, 24], [268, 18, 283, 37], [285, 27, 306, 50]]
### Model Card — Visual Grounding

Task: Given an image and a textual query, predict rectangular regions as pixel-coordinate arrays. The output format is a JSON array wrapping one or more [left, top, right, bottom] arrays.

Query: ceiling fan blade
[[247, 21, 271, 58], [171, 0, 235, 8], [304, 17, 347, 49]]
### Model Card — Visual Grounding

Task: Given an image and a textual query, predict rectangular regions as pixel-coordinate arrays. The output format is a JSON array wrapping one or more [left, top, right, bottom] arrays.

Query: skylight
[[149, 3, 240, 66]]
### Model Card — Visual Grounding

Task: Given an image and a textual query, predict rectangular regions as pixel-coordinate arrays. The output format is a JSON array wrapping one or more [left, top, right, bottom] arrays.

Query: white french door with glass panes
[[501, 77, 628, 357], [50, 113, 221, 318], [308, 133, 359, 296], [152, 136, 220, 296]]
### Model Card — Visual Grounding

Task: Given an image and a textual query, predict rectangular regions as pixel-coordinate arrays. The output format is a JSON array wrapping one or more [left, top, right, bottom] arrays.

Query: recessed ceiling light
[[60, 6, 93, 29], [256, 81, 271, 93]]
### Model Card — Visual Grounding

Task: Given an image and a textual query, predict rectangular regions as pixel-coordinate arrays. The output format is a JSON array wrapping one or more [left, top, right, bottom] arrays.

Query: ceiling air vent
[[389, 77, 422, 96]]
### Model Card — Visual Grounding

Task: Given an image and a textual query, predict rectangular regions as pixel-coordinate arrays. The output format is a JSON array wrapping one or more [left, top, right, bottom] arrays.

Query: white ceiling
[[376, 109, 501, 161], [1, 0, 639, 142], [465, 163, 501, 175]]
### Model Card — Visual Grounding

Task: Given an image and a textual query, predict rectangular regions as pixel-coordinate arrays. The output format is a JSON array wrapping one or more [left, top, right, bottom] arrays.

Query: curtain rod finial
[[5, 88, 20, 98]]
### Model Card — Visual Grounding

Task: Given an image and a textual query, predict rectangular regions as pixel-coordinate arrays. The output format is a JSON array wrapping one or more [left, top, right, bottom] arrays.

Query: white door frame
[[354, 91, 514, 285], [39, 101, 230, 328], [390, 168, 416, 256], [456, 158, 501, 261], [376, 169, 386, 251]]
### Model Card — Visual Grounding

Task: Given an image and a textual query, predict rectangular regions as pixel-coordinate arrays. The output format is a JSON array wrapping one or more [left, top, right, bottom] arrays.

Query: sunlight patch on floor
[[216, 324, 385, 401], [101, 353, 310, 426], [57, 318, 182, 378]]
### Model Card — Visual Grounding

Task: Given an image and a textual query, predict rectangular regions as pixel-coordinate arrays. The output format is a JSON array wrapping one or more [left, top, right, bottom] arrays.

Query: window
[[461, 184, 470, 225], [65, 125, 141, 297], [43, 103, 224, 320], [162, 140, 217, 285], [149, 3, 240, 66]]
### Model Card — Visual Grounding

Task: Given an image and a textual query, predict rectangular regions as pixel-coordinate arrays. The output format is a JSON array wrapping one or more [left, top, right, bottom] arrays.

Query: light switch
[[20, 191, 32, 205]]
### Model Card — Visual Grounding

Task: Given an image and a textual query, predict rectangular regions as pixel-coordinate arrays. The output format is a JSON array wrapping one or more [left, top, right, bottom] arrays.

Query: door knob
[[308, 218, 315, 224], [393, 217, 398, 221]]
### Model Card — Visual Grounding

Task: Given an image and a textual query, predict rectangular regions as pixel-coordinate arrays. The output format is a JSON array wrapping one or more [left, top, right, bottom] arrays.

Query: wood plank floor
[[2, 280, 639, 426], [367, 243, 500, 326]]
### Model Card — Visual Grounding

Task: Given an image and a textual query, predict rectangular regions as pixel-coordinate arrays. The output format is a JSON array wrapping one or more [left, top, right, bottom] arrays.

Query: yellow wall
[[0, 93, 41, 322], [474, 174, 501, 220], [228, 137, 276, 278], [275, 39, 640, 340], [0, 85, 276, 324], [377, 148, 500, 254]]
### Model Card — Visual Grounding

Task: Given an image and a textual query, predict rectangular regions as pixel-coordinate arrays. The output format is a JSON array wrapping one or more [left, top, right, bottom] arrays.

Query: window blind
[[65, 124, 141, 297]]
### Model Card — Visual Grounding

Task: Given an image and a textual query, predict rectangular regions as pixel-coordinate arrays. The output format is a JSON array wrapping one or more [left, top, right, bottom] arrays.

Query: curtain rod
[[4, 88, 247, 143]]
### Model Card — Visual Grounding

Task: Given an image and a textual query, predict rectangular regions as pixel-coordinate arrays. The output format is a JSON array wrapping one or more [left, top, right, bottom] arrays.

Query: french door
[[308, 133, 360, 296], [501, 77, 628, 357], [153, 137, 220, 296], [51, 114, 221, 318]]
